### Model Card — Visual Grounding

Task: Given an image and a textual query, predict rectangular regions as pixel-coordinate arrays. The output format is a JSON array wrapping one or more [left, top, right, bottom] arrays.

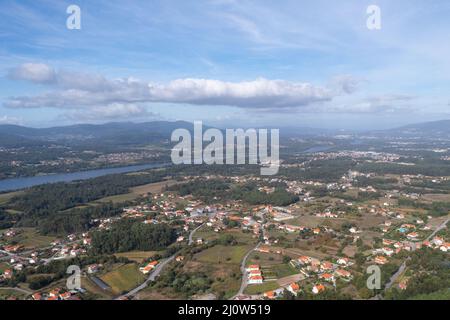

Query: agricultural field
[[195, 245, 252, 265], [244, 282, 280, 295], [100, 264, 145, 295], [9, 228, 56, 249], [114, 251, 160, 263]]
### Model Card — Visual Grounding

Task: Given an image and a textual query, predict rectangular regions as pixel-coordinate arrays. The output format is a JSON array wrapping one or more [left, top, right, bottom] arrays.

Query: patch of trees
[[354, 176, 398, 190], [169, 179, 298, 206], [240, 188, 298, 206], [385, 249, 450, 300], [28, 275, 53, 290], [153, 265, 213, 297], [356, 161, 450, 177], [36, 203, 124, 235], [1, 255, 125, 289], [0, 208, 14, 229], [168, 179, 230, 203], [8, 170, 167, 218], [281, 159, 356, 182], [398, 198, 450, 217], [90, 219, 176, 254]]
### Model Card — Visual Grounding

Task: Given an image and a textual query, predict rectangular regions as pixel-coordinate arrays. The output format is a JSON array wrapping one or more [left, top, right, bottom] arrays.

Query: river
[[0, 162, 170, 193]]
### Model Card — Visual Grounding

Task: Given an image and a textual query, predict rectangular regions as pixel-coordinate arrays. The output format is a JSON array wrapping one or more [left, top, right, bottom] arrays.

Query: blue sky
[[1, 0, 449, 129]]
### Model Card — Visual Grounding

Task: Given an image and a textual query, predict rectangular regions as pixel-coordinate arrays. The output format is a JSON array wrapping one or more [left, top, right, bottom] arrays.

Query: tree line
[[90, 219, 177, 254]]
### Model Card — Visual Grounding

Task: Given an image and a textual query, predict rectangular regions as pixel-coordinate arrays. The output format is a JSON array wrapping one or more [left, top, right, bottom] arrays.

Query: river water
[[0, 162, 170, 193]]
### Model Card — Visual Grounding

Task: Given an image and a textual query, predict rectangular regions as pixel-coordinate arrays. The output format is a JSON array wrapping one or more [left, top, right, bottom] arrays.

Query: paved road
[[120, 254, 177, 299], [230, 214, 266, 300], [381, 217, 449, 296], [426, 218, 449, 241], [0, 287, 33, 296], [188, 223, 205, 245], [117, 223, 204, 299], [385, 261, 407, 291], [231, 242, 261, 300]]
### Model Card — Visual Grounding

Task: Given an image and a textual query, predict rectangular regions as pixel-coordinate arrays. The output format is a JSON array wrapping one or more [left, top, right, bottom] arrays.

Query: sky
[[0, 0, 449, 130]]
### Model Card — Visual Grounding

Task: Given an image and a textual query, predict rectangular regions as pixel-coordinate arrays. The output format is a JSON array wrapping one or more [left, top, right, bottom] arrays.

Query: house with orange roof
[[257, 246, 271, 253], [382, 239, 395, 246], [32, 293, 42, 301], [2, 269, 12, 279], [319, 273, 335, 282], [406, 232, 419, 241], [298, 256, 312, 265], [320, 261, 333, 271], [335, 269, 352, 280], [440, 243, 449, 252], [48, 288, 61, 298], [263, 289, 284, 299], [140, 260, 158, 274], [382, 247, 395, 256], [248, 275, 263, 284], [374, 256, 388, 265], [249, 269, 262, 277], [336, 257, 349, 266], [432, 236, 444, 246], [246, 265, 260, 272], [286, 282, 300, 296], [312, 284, 325, 294], [59, 292, 72, 300]]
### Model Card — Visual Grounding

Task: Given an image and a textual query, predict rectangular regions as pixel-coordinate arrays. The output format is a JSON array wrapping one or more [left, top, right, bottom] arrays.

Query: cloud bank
[[5, 63, 354, 112]]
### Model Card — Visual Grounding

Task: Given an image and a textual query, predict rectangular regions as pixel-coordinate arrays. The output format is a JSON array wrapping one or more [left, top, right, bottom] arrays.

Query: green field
[[409, 289, 450, 300], [11, 228, 57, 249], [0, 262, 10, 273], [273, 264, 298, 278], [100, 264, 145, 295], [0, 191, 23, 205], [114, 251, 160, 263], [0, 288, 28, 300], [195, 245, 252, 265], [244, 281, 280, 295]]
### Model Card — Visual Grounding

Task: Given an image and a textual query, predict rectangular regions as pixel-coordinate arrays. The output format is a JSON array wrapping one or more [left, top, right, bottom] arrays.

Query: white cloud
[[0, 115, 22, 125], [5, 63, 352, 111], [8, 63, 55, 83]]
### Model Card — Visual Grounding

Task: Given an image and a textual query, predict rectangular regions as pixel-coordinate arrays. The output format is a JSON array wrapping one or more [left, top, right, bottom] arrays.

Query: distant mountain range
[[1, 119, 450, 147], [0, 121, 194, 147], [373, 119, 450, 138]]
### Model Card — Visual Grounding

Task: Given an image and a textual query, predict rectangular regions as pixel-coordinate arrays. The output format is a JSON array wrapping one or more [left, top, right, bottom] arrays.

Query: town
[[1, 140, 449, 300]]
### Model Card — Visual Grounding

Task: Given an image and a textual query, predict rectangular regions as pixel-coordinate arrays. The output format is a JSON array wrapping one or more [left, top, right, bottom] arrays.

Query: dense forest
[[0, 207, 14, 229], [8, 170, 167, 217], [356, 160, 450, 177], [0, 169, 170, 234], [168, 179, 299, 206], [90, 219, 177, 254], [37, 203, 125, 235]]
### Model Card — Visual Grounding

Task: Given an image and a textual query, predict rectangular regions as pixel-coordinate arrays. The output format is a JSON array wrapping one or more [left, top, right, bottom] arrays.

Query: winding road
[[230, 213, 266, 300], [382, 217, 449, 295], [116, 223, 205, 300], [230, 242, 261, 300]]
